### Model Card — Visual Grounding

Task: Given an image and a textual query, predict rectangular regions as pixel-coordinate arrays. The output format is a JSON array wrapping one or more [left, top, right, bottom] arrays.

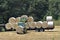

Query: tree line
[[0, 0, 60, 23]]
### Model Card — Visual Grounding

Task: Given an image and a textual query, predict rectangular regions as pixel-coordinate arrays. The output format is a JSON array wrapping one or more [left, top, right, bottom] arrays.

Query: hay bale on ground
[[9, 17, 16, 23], [5, 23, 12, 30], [16, 17, 20, 23], [42, 21, 48, 28], [27, 16, 34, 22]]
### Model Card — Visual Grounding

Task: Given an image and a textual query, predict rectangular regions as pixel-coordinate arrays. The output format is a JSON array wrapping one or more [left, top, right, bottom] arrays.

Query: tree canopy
[[0, 0, 60, 23]]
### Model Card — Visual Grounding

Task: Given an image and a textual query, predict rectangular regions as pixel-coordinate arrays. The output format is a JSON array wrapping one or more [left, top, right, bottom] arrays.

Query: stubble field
[[0, 26, 60, 40]]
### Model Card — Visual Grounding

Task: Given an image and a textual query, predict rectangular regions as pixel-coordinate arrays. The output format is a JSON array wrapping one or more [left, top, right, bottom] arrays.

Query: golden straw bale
[[21, 15, 28, 19], [11, 23, 18, 29], [9, 17, 16, 23], [42, 21, 48, 28], [36, 22, 42, 28], [5, 23, 12, 30], [16, 17, 20, 23], [27, 22, 36, 29], [27, 16, 34, 22]]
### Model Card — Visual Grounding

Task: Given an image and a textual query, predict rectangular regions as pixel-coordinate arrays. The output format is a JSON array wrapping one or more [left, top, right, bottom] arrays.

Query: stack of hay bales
[[27, 16, 36, 29], [5, 17, 18, 30], [46, 16, 54, 28]]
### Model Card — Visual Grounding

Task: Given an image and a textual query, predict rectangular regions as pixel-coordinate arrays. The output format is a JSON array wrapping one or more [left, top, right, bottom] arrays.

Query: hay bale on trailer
[[47, 21, 54, 29], [27, 16, 34, 22], [42, 21, 48, 28], [46, 16, 52, 21], [11, 23, 18, 29], [9, 17, 16, 23], [16, 17, 21, 23], [5, 23, 12, 30], [27, 22, 36, 29], [36, 21, 42, 28]]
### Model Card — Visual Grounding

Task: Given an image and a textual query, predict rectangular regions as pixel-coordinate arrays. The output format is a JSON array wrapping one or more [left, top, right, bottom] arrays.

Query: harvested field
[[0, 26, 60, 40]]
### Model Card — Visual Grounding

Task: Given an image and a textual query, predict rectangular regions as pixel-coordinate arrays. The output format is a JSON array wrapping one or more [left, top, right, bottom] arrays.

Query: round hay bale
[[42, 21, 48, 28], [5, 23, 12, 30], [27, 22, 36, 29], [47, 21, 54, 28], [16, 17, 20, 23], [27, 16, 34, 22], [9, 17, 16, 23], [12, 23, 18, 29], [21, 15, 28, 18], [46, 16, 52, 21], [36, 22, 42, 28], [38, 21, 43, 24]]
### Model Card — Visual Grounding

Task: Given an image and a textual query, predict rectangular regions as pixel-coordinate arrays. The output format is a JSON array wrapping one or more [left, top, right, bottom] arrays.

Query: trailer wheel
[[40, 28, 45, 32], [35, 28, 40, 32]]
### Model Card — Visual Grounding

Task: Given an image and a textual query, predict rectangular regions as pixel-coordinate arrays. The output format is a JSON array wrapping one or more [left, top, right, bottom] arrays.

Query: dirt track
[[0, 26, 60, 40]]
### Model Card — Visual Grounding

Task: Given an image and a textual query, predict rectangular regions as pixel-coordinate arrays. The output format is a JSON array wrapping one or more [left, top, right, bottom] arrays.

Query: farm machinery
[[0, 15, 54, 34]]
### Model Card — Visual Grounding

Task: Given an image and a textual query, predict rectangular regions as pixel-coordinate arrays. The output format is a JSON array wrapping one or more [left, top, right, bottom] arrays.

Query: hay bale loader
[[16, 22, 27, 34]]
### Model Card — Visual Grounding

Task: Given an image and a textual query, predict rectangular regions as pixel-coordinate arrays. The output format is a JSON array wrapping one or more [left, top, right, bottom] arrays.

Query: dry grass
[[0, 26, 60, 40]]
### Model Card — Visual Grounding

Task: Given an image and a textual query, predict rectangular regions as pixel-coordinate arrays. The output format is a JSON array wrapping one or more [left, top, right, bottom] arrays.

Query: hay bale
[[9, 17, 16, 23], [21, 15, 28, 18], [27, 16, 34, 22], [5, 23, 12, 30], [36, 22, 42, 28], [16, 17, 20, 23], [42, 21, 48, 28], [46, 16, 52, 21], [11, 23, 18, 29], [27, 22, 36, 29], [47, 21, 54, 28], [38, 21, 43, 24]]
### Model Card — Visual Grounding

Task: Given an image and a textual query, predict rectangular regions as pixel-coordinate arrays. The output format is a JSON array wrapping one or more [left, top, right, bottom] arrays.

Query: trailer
[[4, 15, 54, 34]]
